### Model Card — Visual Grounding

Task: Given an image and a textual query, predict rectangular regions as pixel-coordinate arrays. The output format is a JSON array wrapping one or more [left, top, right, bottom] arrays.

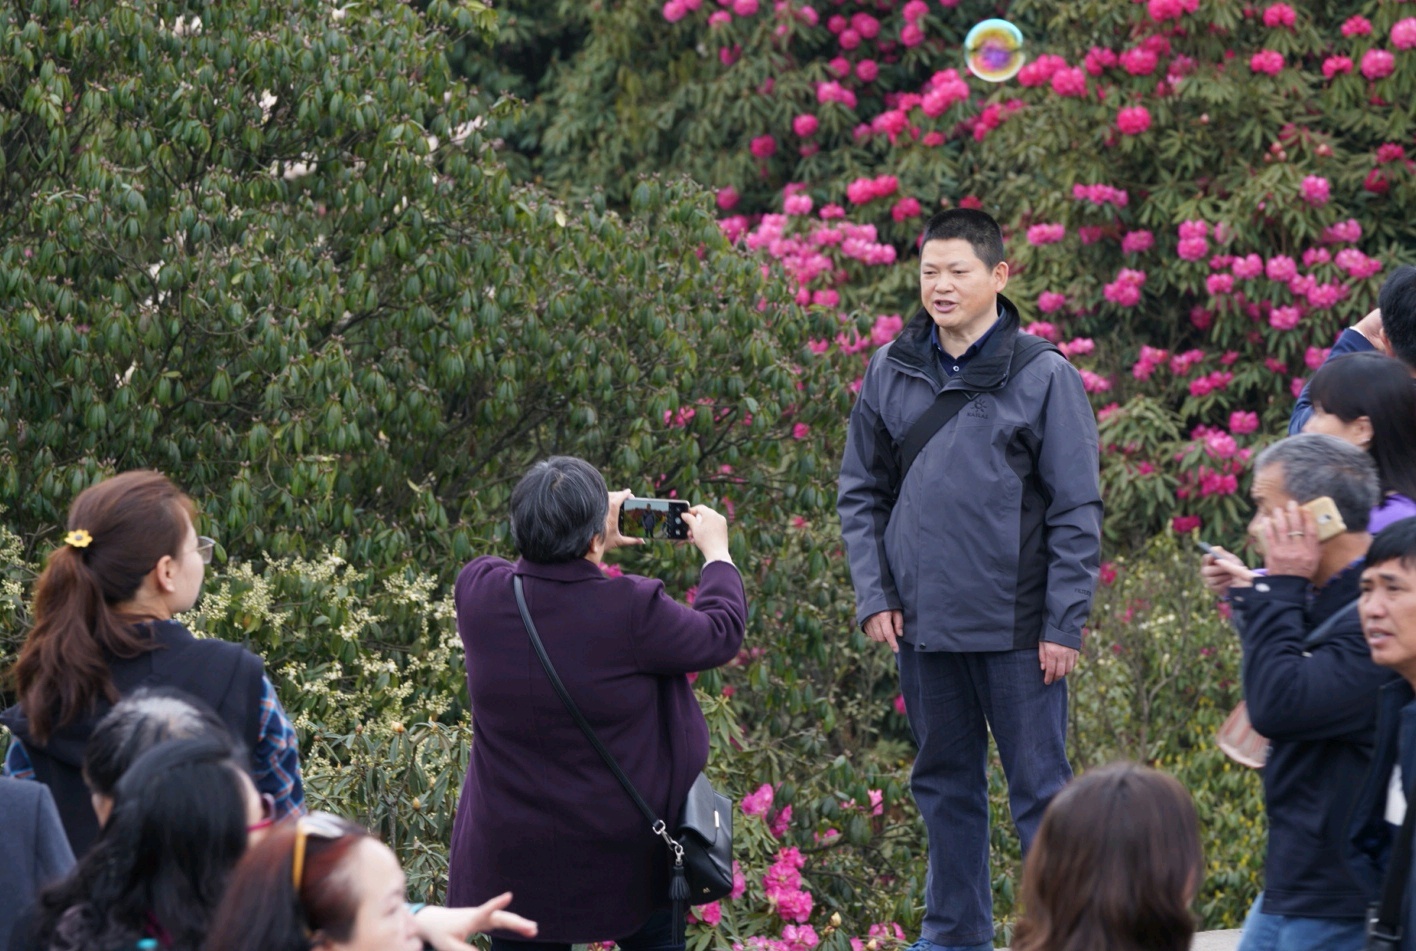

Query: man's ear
[[992, 259, 1009, 292]]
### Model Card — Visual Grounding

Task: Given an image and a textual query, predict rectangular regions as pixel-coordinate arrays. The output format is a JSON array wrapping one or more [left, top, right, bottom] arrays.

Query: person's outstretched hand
[[682, 505, 732, 564], [414, 894, 537, 951], [603, 490, 647, 551], [1200, 545, 1254, 599]]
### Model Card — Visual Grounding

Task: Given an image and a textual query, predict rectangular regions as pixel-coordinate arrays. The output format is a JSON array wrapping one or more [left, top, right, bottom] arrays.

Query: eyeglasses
[[195, 536, 216, 565], [292, 811, 353, 892], [246, 793, 277, 834]]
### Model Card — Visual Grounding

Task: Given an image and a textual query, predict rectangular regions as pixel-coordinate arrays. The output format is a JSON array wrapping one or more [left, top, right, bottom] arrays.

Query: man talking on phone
[[1201, 434, 1396, 951], [837, 209, 1102, 951]]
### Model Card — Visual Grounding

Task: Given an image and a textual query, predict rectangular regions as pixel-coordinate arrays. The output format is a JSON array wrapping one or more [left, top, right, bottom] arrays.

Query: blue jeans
[[1235, 892, 1365, 951], [897, 646, 1071, 948], [489, 908, 681, 951]]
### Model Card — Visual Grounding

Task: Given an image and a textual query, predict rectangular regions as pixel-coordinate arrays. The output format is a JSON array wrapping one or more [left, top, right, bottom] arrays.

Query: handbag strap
[[1372, 778, 1416, 945], [512, 575, 667, 834], [1301, 598, 1361, 650]]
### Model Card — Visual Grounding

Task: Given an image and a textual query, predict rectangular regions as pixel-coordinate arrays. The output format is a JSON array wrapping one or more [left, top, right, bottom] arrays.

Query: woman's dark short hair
[[510, 456, 609, 564], [1011, 762, 1202, 951], [1369, 517, 1416, 570], [1308, 351, 1416, 501]]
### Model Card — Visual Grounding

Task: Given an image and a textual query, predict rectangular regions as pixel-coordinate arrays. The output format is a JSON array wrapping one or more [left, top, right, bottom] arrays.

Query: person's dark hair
[[205, 815, 370, 951], [33, 737, 251, 951], [1367, 517, 1416, 571], [84, 687, 237, 799], [1011, 762, 1202, 951], [509, 456, 609, 563], [1253, 433, 1381, 534], [10, 470, 197, 743], [1378, 265, 1416, 367], [920, 208, 1005, 269], [1308, 351, 1416, 501]]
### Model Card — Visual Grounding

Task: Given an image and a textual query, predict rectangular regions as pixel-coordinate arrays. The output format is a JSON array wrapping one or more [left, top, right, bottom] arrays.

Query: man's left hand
[[1257, 500, 1321, 579], [1039, 641, 1078, 685]]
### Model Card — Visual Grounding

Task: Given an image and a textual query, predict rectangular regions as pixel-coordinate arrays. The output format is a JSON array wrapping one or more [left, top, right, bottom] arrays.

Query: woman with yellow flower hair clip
[[0, 470, 305, 856]]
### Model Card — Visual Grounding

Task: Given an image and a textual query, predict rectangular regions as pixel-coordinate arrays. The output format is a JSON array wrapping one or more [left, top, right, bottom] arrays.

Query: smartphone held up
[[619, 497, 691, 541]]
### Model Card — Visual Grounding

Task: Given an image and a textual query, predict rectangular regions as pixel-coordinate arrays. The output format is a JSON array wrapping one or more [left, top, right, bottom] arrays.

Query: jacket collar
[[514, 557, 610, 582], [888, 293, 1023, 391]]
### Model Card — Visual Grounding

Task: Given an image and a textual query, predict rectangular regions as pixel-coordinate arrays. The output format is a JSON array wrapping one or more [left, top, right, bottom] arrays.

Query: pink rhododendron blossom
[[1269, 306, 1302, 330], [1051, 67, 1088, 97], [793, 114, 819, 137], [1250, 49, 1284, 75], [1147, 0, 1190, 22], [903, 0, 929, 21], [1342, 15, 1373, 37], [1018, 54, 1067, 87], [1307, 282, 1348, 310], [1072, 183, 1129, 206], [1205, 431, 1238, 459], [1230, 411, 1260, 435], [1179, 220, 1209, 240], [1362, 49, 1396, 81], [1103, 268, 1146, 307], [732, 0, 758, 14], [892, 197, 922, 222], [893, 693, 906, 715], [1323, 56, 1354, 78], [781, 924, 819, 951], [850, 11, 879, 37], [1116, 106, 1151, 135], [1027, 223, 1066, 245], [717, 186, 740, 210], [1378, 143, 1407, 163], [750, 135, 777, 158], [1305, 346, 1331, 371], [1177, 236, 1209, 261], [692, 902, 723, 926], [1085, 46, 1118, 76], [1231, 254, 1264, 279], [1206, 273, 1234, 295], [1172, 515, 1202, 534], [1337, 248, 1383, 279], [1063, 337, 1095, 356], [1394, 18, 1416, 50], [1300, 175, 1330, 206], [784, 193, 813, 216], [856, 59, 879, 82], [663, 1, 689, 22], [1122, 230, 1155, 254], [770, 805, 793, 838], [1265, 255, 1298, 281], [1261, 3, 1296, 28], [708, 10, 731, 26], [816, 81, 857, 108], [1325, 219, 1363, 243], [901, 22, 925, 46], [666, 406, 697, 428], [819, 204, 844, 220], [1080, 370, 1112, 393], [1038, 291, 1067, 314], [1291, 377, 1306, 399], [871, 314, 903, 345], [812, 289, 839, 308], [1025, 322, 1060, 342], [1119, 47, 1159, 76], [743, 783, 775, 817], [730, 862, 747, 900], [720, 45, 740, 66], [1303, 247, 1332, 268], [600, 563, 624, 578], [1133, 345, 1169, 380], [1170, 349, 1205, 374]]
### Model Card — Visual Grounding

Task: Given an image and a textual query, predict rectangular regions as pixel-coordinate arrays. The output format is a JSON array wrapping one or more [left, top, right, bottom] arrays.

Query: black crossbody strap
[[1372, 781, 1416, 945], [513, 575, 662, 829], [1301, 598, 1360, 650], [897, 334, 1060, 491]]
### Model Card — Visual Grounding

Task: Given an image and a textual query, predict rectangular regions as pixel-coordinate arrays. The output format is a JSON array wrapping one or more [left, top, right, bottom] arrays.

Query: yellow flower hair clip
[[65, 529, 93, 549]]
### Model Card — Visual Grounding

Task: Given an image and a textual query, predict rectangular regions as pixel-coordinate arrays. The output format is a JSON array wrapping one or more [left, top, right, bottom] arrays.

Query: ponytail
[[9, 471, 196, 743]]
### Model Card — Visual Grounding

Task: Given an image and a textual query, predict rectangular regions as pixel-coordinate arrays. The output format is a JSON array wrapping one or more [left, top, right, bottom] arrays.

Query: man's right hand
[[1354, 308, 1389, 354], [864, 610, 903, 653], [1200, 546, 1254, 599]]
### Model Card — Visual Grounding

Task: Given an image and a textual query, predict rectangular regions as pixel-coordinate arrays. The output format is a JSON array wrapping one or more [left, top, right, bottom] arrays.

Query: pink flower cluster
[[1250, 49, 1284, 75], [1261, 3, 1296, 29], [1300, 174, 1330, 206], [1132, 345, 1169, 380], [1080, 370, 1113, 393], [1038, 291, 1067, 314], [1103, 268, 1146, 307], [1018, 54, 1068, 87], [1122, 230, 1155, 255], [816, 80, 857, 109], [1120, 47, 1159, 76], [1363, 49, 1396, 81], [1072, 183, 1129, 206], [1026, 223, 1066, 245], [1394, 18, 1416, 50], [918, 68, 971, 117], [763, 847, 812, 923], [1116, 105, 1151, 136], [846, 175, 899, 204], [1147, 0, 1198, 22], [850, 923, 906, 951], [661, 0, 703, 21], [1176, 220, 1209, 261], [1188, 370, 1233, 398]]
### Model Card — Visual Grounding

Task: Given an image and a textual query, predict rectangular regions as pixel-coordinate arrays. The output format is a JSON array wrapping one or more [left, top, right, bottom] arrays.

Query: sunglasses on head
[[291, 811, 356, 892]]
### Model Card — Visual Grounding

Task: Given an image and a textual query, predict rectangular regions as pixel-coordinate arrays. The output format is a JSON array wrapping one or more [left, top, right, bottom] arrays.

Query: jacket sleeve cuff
[[1229, 574, 1308, 609], [1042, 623, 1082, 651], [855, 598, 902, 631]]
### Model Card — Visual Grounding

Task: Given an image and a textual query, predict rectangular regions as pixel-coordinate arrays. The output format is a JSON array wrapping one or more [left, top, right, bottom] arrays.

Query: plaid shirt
[[4, 676, 305, 817]]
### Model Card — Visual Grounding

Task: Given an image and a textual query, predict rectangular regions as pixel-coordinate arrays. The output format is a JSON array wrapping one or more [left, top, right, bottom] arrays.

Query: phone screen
[[619, 499, 690, 541]]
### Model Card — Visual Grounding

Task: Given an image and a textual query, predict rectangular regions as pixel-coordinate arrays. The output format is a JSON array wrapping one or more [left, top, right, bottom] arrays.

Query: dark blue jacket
[[837, 297, 1102, 651], [1349, 680, 1416, 949], [1232, 565, 1397, 917]]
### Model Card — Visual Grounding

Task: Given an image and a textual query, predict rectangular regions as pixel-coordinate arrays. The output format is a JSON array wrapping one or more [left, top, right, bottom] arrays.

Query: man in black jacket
[[1202, 433, 1396, 951]]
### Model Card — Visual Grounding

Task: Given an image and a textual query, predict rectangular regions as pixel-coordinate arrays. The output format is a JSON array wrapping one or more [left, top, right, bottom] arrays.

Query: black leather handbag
[[513, 576, 735, 935]]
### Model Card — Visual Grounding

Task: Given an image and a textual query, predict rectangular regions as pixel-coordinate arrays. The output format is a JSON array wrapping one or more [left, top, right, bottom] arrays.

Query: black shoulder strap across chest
[[897, 334, 1059, 491]]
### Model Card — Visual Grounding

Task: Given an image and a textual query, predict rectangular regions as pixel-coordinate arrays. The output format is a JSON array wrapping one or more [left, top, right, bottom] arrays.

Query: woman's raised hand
[[681, 505, 732, 565]]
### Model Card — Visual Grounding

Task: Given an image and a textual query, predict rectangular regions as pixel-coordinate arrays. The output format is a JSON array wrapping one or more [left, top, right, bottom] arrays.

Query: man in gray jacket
[[837, 208, 1102, 951]]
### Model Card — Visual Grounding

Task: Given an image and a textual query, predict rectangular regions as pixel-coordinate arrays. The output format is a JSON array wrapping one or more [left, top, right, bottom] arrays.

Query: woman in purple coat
[[447, 456, 746, 951]]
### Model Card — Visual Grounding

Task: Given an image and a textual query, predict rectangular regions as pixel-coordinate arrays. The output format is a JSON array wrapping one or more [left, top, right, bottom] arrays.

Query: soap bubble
[[964, 19, 1025, 82]]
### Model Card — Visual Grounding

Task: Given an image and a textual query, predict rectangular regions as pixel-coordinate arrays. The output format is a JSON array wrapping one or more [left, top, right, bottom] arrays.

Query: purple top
[[1371, 494, 1416, 535], [446, 556, 746, 942]]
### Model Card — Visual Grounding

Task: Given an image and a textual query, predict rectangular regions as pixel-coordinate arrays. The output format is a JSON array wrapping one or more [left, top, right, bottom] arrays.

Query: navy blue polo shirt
[[932, 309, 1002, 377]]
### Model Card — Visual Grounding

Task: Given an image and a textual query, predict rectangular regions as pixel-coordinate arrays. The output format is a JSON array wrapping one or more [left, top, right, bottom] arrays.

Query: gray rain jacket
[[837, 296, 1102, 652]]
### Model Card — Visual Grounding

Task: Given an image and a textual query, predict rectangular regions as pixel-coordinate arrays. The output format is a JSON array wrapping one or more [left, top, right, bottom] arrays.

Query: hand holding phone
[[1199, 541, 1254, 597], [619, 497, 691, 541]]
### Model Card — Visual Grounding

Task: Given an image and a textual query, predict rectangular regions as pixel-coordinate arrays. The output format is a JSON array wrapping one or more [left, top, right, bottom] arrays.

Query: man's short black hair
[[510, 456, 609, 564], [921, 208, 1006, 270], [1378, 265, 1416, 368], [1367, 517, 1416, 572]]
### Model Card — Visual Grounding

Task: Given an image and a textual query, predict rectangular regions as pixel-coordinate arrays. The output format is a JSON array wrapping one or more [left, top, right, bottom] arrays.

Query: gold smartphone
[[1300, 496, 1347, 542]]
